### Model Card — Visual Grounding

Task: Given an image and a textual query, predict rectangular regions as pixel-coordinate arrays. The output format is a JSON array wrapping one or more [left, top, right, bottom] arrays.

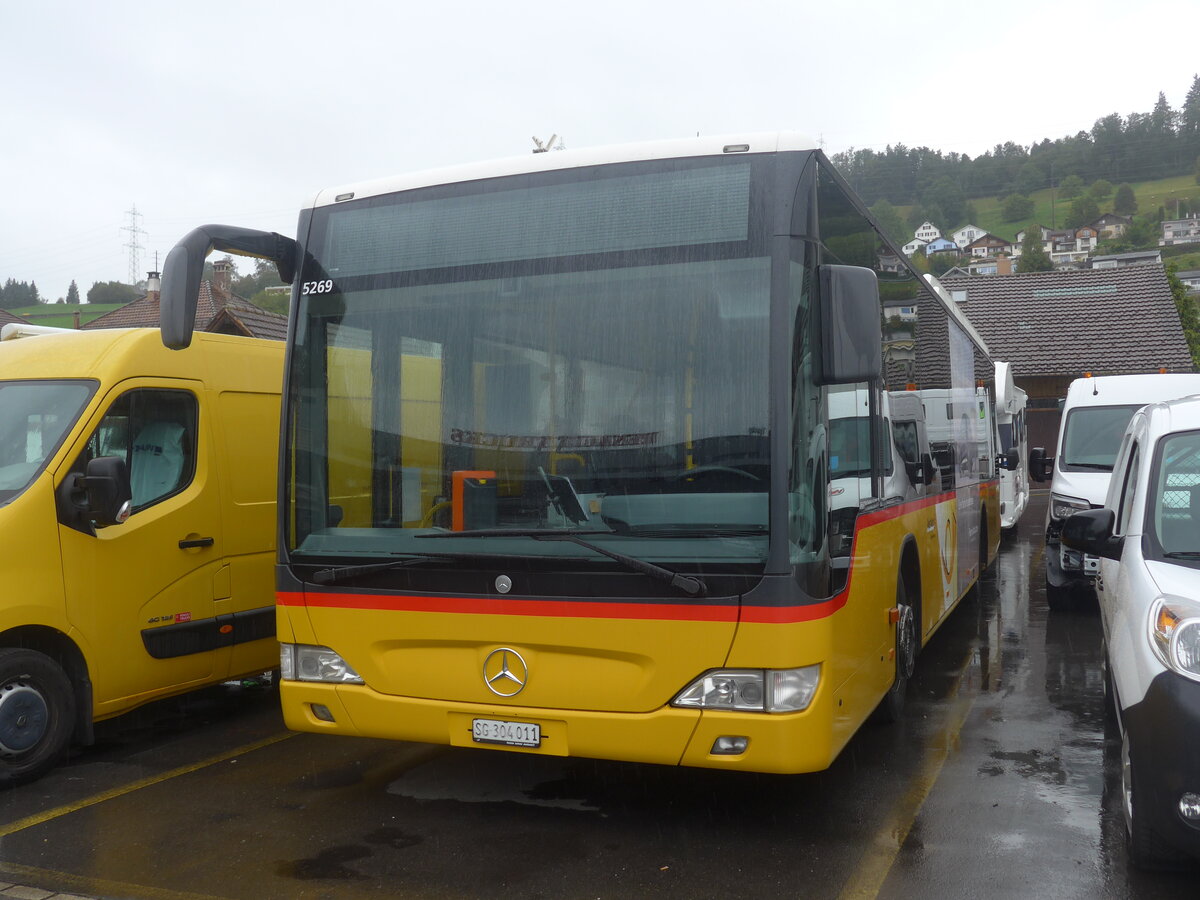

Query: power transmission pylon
[[121, 205, 147, 285]]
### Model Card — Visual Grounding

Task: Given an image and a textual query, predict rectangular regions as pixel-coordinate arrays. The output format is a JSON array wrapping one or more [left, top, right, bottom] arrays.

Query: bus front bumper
[[280, 680, 841, 775]]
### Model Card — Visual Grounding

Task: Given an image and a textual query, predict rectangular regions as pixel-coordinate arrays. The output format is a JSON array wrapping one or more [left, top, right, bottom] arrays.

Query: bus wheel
[[874, 576, 916, 724], [0, 649, 75, 787]]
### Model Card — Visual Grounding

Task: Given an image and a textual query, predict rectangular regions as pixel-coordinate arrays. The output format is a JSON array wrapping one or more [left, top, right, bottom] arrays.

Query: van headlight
[[672, 666, 820, 712], [280, 644, 364, 684], [1149, 597, 1200, 682], [1050, 492, 1090, 521]]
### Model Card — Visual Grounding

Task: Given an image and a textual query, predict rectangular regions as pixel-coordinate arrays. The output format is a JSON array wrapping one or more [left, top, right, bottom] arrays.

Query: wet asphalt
[[0, 490, 1195, 899]]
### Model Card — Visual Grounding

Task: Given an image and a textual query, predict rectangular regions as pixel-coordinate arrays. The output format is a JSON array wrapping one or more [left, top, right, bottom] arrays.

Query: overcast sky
[[2, 0, 1196, 302]]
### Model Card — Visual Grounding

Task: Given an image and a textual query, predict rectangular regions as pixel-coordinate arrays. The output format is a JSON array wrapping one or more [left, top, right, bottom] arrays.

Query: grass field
[[3, 303, 126, 328]]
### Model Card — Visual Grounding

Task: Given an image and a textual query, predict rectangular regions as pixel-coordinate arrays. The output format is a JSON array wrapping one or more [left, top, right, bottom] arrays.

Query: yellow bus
[[161, 133, 1001, 773]]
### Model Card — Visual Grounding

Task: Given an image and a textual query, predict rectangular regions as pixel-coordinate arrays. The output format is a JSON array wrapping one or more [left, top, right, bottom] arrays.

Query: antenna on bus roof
[[532, 134, 564, 154]]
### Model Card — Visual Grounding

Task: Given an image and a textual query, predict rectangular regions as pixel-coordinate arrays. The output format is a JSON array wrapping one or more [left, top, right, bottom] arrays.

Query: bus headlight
[[280, 643, 365, 684], [671, 665, 820, 712], [1150, 597, 1200, 682]]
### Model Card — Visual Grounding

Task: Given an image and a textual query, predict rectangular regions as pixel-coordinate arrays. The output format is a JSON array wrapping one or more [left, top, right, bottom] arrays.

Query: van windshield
[[0, 380, 95, 505], [1060, 405, 1142, 472]]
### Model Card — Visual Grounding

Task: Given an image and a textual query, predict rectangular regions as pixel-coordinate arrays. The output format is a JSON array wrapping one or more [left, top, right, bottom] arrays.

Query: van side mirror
[[904, 452, 938, 488], [1028, 446, 1053, 483], [1061, 508, 1123, 561], [818, 265, 882, 385], [56, 456, 133, 534], [161, 225, 298, 350], [997, 447, 1020, 471]]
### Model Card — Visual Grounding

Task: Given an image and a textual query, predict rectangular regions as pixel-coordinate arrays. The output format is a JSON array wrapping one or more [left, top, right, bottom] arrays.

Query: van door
[[58, 382, 224, 713]]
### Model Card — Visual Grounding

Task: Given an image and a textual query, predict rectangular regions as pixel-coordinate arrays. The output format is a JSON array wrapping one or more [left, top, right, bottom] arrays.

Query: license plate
[[472, 718, 541, 748]]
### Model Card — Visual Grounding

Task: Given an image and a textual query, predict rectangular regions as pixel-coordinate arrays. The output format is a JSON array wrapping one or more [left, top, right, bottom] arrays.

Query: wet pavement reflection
[[0, 491, 1196, 899]]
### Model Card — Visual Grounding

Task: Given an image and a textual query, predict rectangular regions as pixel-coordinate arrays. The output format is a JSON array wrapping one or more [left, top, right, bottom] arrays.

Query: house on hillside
[[902, 237, 928, 257], [964, 233, 1014, 258], [966, 256, 1014, 276], [1090, 250, 1163, 269], [924, 237, 958, 256], [1092, 213, 1132, 240], [1177, 269, 1200, 294], [1160, 213, 1200, 247], [914, 221, 942, 243], [938, 265, 1193, 451], [82, 260, 287, 341], [950, 225, 986, 250]]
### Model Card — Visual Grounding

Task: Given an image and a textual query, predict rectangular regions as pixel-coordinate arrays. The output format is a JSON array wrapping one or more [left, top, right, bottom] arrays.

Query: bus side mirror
[[1028, 447, 1053, 483], [1061, 508, 1123, 561], [818, 265, 882, 385], [161, 225, 298, 350], [997, 447, 1020, 471]]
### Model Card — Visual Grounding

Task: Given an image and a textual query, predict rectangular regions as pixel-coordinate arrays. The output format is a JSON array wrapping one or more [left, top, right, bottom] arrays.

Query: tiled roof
[[81, 281, 286, 341], [939, 266, 1193, 377], [0, 308, 31, 326]]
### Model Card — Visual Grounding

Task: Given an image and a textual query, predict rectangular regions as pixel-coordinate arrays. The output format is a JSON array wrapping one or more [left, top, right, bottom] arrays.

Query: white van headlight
[[1050, 492, 1090, 521], [280, 644, 364, 684], [672, 666, 820, 712], [1149, 597, 1200, 682]]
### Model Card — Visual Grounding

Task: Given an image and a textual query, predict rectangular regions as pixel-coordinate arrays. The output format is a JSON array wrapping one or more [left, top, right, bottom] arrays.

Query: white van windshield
[[1060, 405, 1142, 472], [0, 380, 95, 504]]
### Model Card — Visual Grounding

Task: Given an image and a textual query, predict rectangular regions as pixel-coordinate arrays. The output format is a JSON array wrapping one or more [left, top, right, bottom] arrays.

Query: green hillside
[[5, 303, 127, 329], [899, 173, 1200, 244]]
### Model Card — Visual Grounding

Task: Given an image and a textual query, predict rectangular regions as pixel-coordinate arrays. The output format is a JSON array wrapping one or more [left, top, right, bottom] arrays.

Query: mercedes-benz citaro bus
[[159, 133, 1002, 774]]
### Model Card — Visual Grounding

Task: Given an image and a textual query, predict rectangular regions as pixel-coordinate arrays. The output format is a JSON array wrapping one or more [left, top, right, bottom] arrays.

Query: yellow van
[[0, 326, 282, 784]]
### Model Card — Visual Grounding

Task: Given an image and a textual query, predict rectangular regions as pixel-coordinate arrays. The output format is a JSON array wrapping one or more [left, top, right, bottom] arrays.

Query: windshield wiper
[[1163, 551, 1200, 560], [307, 554, 442, 585], [1066, 462, 1113, 471], [622, 527, 767, 538], [417, 528, 707, 596]]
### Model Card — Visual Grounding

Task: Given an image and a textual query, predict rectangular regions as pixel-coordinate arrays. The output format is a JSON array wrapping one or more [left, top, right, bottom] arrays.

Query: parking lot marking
[[0, 732, 296, 839], [837, 652, 978, 900]]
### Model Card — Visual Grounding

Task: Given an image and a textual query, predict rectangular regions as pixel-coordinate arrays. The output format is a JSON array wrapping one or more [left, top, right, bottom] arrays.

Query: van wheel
[[0, 649, 75, 787], [1122, 729, 1185, 870], [873, 575, 916, 724]]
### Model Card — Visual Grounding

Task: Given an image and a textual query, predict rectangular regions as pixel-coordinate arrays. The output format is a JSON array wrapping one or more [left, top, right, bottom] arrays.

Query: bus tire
[[0, 648, 76, 787], [979, 515, 994, 582], [874, 575, 916, 724]]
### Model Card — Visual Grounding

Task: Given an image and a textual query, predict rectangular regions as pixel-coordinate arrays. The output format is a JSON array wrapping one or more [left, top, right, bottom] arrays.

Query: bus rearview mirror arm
[[161, 225, 299, 350]]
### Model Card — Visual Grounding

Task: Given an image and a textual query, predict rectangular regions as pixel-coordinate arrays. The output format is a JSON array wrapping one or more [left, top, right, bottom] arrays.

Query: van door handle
[[179, 537, 215, 549]]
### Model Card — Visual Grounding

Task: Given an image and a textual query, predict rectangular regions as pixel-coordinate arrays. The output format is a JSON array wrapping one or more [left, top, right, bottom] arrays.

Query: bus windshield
[[0, 380, 95, 505], [288, 157, 774, 569]]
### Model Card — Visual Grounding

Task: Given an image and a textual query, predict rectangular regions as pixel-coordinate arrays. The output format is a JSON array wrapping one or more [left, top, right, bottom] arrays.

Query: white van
[[1030, 373, 1200, 608], [1060, 395, 1200, 867]]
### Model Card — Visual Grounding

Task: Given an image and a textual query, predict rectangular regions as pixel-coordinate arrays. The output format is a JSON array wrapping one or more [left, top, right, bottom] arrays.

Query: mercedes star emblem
[[483, 647, 528, 697]]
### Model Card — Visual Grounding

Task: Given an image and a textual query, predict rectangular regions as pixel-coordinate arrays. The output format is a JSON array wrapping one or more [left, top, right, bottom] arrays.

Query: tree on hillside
[[87, 281, 139, 304], [1017, 227, 1052, 273], [1088, 179, 1113, 202], [1114, 184, 1138, 215], [869, 199, 907, 247], [1066, 196, 1101, 228], [1013, 162, 1045, 196], [1001, 193, 1035, 221], [66, 280, 81, 304], [1058, 174, 1084, 200], [1168, 263, 1200, 369]]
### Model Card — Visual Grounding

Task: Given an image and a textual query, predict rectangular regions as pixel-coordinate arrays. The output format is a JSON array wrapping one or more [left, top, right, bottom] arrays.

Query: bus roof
[[309, 132, 819, 209]]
